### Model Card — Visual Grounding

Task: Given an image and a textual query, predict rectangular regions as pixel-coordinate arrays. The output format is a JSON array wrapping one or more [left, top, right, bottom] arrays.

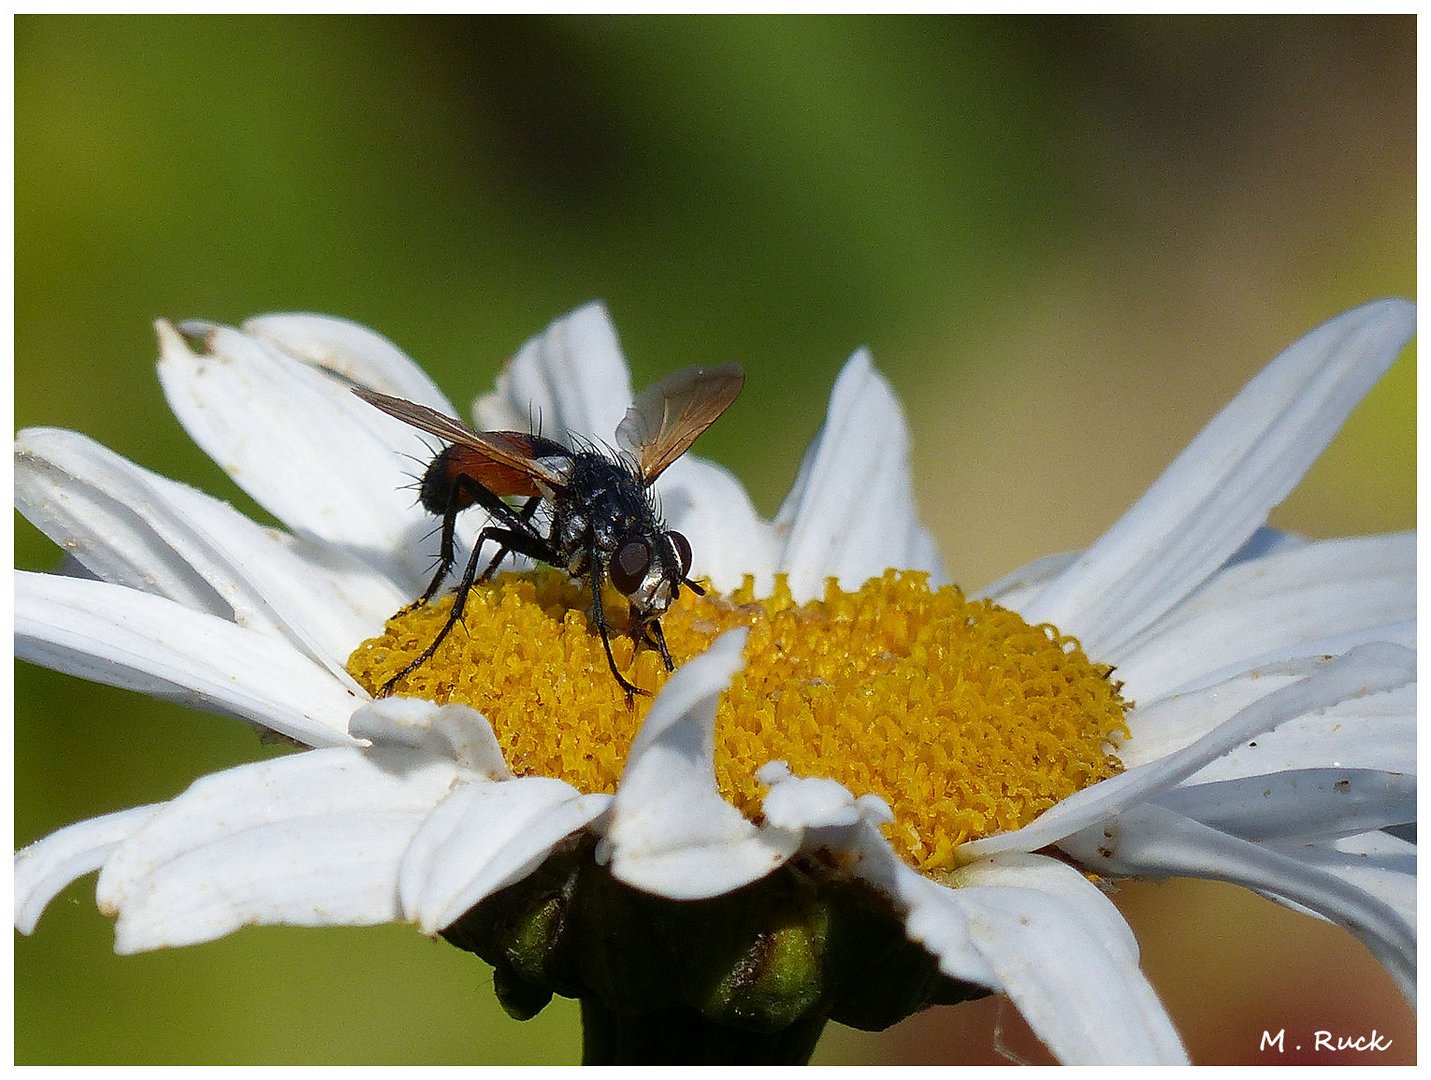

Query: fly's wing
[[615, 363, 745, 484], [353, 386, 568, 496]]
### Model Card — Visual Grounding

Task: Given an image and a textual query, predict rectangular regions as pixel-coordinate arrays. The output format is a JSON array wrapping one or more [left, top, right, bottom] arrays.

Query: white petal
[[156, 319, 432, 592], [1112, 533, 1414, 702], [653, 455, 780, 594], [982, 528, 1301, 617], [961, 642, 1414, 859], [473, 302, 634, 442], [772, 350, 944, 600], [952, 887, 1187, 1063], [16, 428, 405, 684], [1021, 299, 1415, 655], [976, 549, 1080, 608], [760, 771, 862, 831], [1153, 768, 1414, 843], [1220, 526, 1308, 567], [17, 428, 231, 620], [400, 777, 609, 933], [16, 571, 362, 748], [754, 762, 894, 834], [1114, 660, 1310, 767], [348, 697, 512, 778], [242, 312, 455, 413], [1266, 829, 1415, 937], [952, 864, 1184, 1064], [1118, 666, 1414, 782], [15, 805, 160, 934], [1059, 803, 1415, 1001], [849, 826, 1184, 1063], [1160, 620, 1416, 703], [243, 531, 416, 675], [953, 853, 1142, 966], [600, 629, 799, 898], [843, 821, 995, 983], [97, 747, 462, 952], [1187, 683, 1415, 784]]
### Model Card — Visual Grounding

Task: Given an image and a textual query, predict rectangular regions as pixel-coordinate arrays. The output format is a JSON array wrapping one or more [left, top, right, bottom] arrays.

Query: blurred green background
[[15, 15, 1414, 1065]]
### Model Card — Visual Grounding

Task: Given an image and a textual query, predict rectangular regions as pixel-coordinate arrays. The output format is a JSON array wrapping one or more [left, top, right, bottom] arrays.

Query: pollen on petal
[[347, 569, 1128, 874]]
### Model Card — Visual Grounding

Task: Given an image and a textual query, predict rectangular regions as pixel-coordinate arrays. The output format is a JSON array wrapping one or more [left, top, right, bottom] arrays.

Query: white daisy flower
[[14, 300, 1414, 1065]]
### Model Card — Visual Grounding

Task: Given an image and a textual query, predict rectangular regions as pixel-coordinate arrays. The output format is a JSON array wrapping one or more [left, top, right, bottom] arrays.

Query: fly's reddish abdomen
[[420, 435, 568, 514]]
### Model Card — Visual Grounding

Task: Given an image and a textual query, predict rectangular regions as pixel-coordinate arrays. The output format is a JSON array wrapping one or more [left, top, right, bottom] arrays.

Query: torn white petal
[[850, 825, 1184, 1064], [951, 883, 1186, 1063], [97, 748, 462, 950], [955, 854, 1183, 1064], [842, 820, 995, 986], [954, 852, 1141, 966], [349, 697, 512, 779]]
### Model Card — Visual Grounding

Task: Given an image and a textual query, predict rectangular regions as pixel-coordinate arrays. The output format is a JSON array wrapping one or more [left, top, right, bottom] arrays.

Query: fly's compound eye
[[611, 539, 652, 595], [667, 530, 693, 578]]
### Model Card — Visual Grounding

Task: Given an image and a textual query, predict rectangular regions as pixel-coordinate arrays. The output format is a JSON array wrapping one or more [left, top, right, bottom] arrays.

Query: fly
[[354, 362, 745, 699]]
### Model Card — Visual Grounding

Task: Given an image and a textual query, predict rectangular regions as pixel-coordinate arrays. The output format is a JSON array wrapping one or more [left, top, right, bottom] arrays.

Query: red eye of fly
[[611, 539, 652, 595], [667, 530, 693, 578]]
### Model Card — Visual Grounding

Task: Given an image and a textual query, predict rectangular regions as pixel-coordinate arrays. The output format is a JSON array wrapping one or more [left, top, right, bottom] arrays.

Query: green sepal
[[440, 842, 986, 1060]]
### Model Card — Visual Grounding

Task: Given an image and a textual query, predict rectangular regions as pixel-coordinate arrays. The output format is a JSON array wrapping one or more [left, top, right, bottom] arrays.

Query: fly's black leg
[[646, 618, 676, 671], [378, 519, 557, 697], [588, 563, 647, 700], [477, 497, 541, 584], [400, 498, 461, 614], [407, 481, 536, 612]]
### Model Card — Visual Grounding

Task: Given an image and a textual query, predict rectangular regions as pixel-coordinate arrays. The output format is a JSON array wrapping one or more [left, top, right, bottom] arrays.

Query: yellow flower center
[[346, 570, 1128, 873]]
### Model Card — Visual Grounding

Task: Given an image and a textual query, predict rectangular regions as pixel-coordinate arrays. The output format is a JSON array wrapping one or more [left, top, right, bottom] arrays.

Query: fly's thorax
[[547, 451, 664, 583]]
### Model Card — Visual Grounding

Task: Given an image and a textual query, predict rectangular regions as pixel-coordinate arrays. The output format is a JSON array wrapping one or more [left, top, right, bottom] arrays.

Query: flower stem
[[579, 998, 828, 1065]]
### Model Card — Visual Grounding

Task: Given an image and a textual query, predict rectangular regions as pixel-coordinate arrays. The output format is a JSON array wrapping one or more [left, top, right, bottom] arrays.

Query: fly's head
[[608, 526, 695, 629]]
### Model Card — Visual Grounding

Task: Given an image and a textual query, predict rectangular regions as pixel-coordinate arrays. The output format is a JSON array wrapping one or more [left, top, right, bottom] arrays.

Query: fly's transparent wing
[[615, 363, 745, 484], [353, 386, 568, 494]]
